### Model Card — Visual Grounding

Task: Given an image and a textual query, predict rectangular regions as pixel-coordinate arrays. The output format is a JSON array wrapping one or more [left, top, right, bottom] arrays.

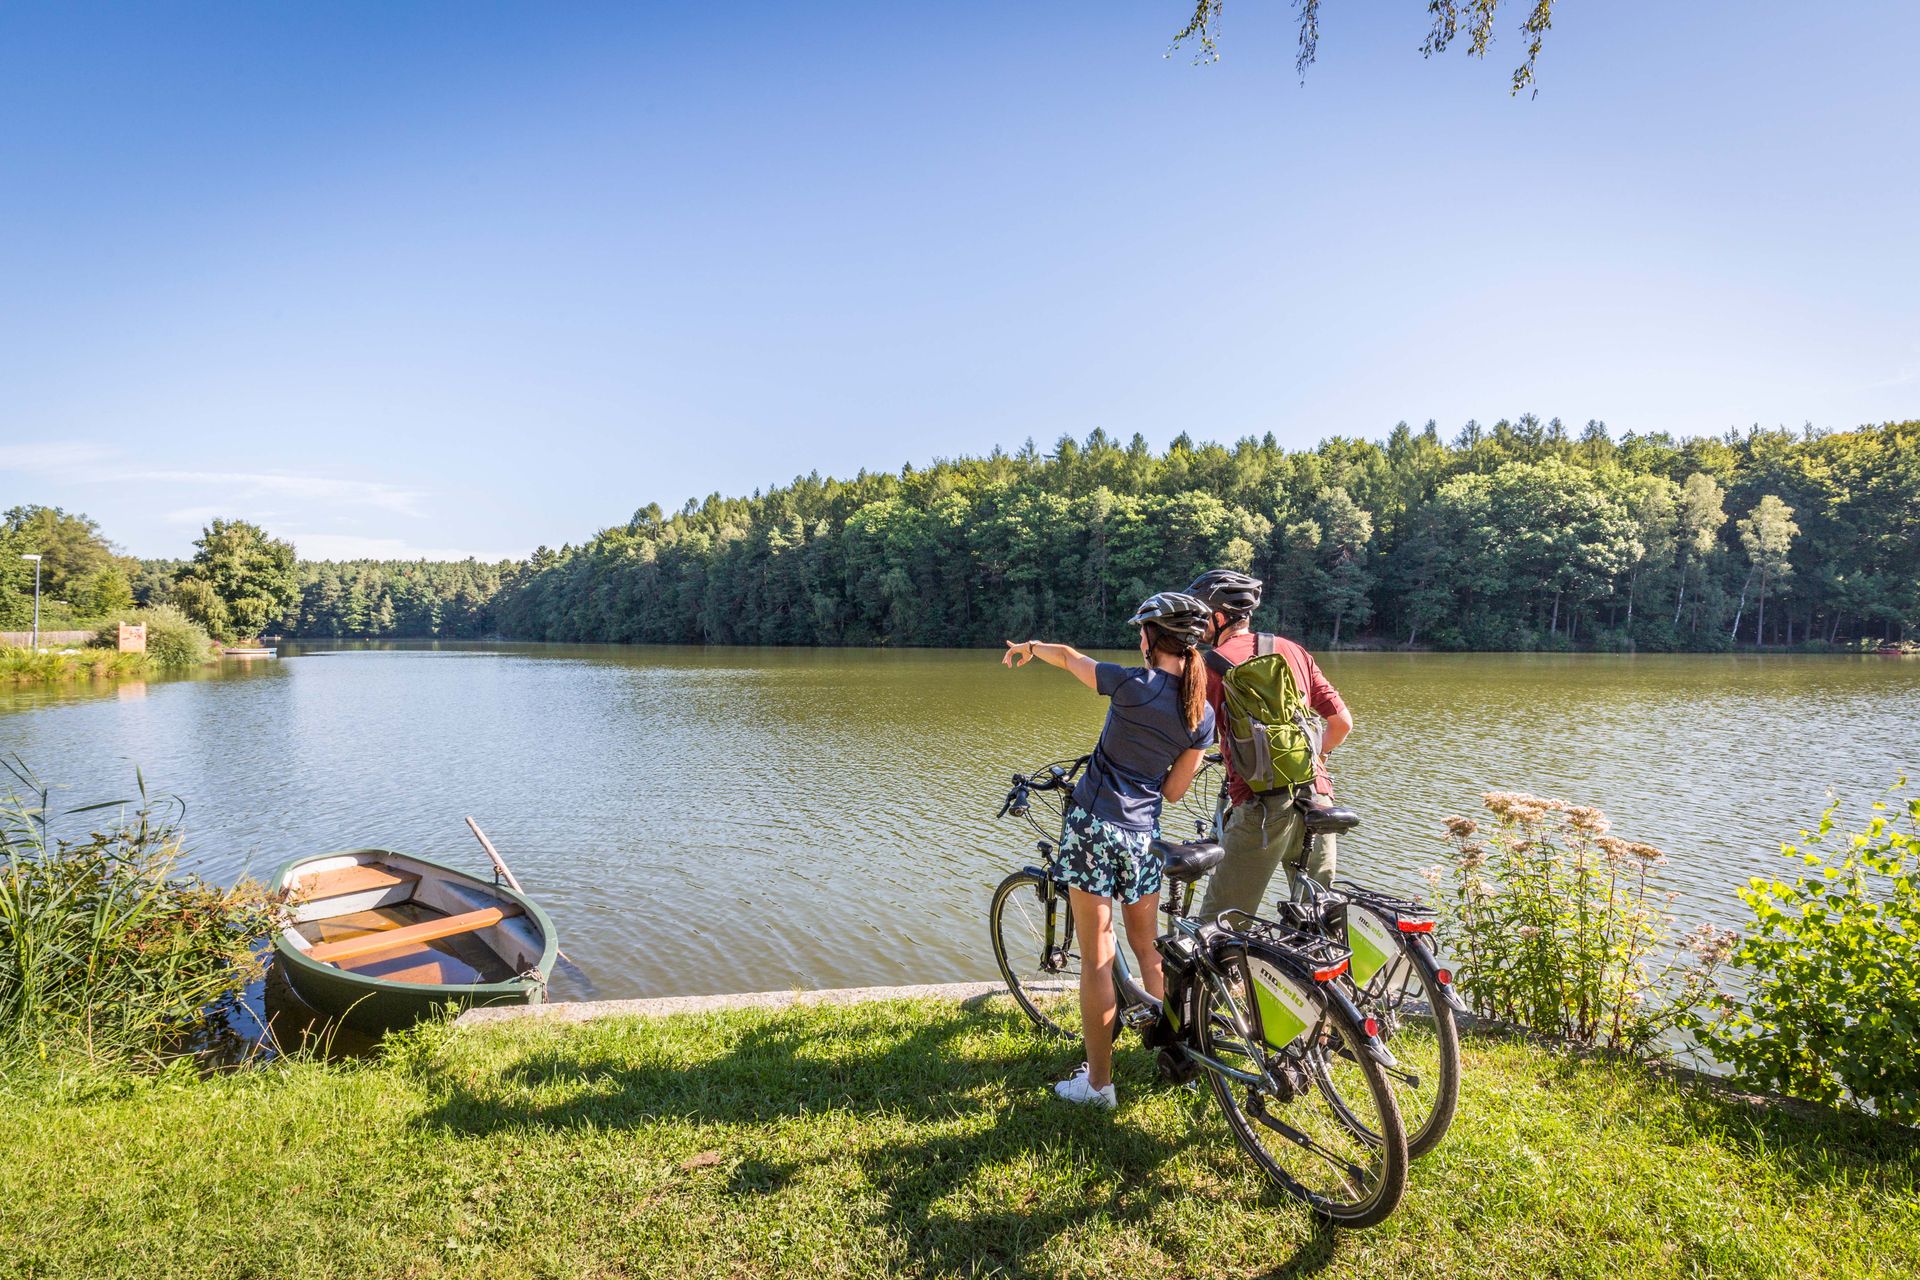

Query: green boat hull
[[271, 848, 557, 1038]]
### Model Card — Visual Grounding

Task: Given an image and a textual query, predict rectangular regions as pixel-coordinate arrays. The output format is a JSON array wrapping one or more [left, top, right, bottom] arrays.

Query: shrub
[[0, 761, 280, 1065], [1702, 780, 1920, 1123], [1433, 791, 1735, 1054], [104, 604, 215, 669]]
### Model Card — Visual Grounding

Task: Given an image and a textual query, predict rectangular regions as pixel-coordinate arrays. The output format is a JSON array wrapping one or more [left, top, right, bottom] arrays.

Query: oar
[[465, 817, 579, 970]]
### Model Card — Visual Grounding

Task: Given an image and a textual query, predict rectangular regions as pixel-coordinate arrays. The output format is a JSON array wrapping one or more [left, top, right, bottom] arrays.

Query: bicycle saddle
[[1153, 838, 1227, 883], [1301, 803, 1361, 835]]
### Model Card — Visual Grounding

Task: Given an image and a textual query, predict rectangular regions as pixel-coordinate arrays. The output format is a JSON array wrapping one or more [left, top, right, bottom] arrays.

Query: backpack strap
[[1205, 635, 1276, 677]]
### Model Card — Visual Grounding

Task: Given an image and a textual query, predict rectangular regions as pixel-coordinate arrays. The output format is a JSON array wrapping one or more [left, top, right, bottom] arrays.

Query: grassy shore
[[0, 646, 149, 683], [3, 997, 1914, 1280]]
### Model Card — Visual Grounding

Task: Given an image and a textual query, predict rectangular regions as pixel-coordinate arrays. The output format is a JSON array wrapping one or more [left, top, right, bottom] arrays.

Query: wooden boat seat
[[297, 863, 421, 901], [308, 904, 522, 965]]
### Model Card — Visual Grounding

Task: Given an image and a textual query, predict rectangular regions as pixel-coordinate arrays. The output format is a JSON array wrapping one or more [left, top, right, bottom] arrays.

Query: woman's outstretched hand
[[1003, 640, 1036, 668]]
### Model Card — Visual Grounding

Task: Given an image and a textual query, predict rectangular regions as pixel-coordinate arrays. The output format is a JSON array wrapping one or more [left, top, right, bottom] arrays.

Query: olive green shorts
[[1198, 792, 1338, 917]]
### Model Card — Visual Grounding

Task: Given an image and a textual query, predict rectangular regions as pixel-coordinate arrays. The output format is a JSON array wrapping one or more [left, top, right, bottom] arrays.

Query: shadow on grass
[[417, 1000, 1339, 1276], [1474, 1025, 1920, 1193], [1673, 1083, 1920, 1191]]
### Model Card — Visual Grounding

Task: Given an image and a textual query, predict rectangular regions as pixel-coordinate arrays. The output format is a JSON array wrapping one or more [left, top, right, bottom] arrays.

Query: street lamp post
[[19, 554, 41, 650]]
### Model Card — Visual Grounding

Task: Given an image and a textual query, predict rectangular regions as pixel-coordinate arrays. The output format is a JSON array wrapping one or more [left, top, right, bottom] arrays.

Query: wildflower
[[1443, 815, 1478, 839], [1628, 841, 1668, 866], [1517, 925, 1542, 940], [1567, 805, 1611, 835], [1420, 865, 1445, 889], [1459, 845, 1488, 871], [1481, 791, 1544, 822], [1598, 836, 1631, 863], [1681, 924, 1740, 965]]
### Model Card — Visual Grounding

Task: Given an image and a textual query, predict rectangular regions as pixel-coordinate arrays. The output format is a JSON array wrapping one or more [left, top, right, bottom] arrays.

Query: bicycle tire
[[1346, 918, 1460, 1159], [1196, 941, 1408, 1228], [988, 869, 1116, 1043]]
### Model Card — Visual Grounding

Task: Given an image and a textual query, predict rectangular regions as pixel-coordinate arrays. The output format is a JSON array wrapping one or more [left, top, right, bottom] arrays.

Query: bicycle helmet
[[1127, 591, 1210, 648], [1185, 568, 1263, 617]]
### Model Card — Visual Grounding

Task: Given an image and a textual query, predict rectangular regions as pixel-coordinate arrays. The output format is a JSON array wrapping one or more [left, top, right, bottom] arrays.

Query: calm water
[[3, 644, 1916, 1003]]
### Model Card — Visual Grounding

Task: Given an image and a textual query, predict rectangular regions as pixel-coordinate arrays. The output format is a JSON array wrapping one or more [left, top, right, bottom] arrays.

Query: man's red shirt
[[1204, 630, 1346, 805]]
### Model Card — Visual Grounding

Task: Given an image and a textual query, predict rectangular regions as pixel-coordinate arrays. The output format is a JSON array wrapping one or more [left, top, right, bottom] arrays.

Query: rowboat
[[271, 848, 557, 1035]]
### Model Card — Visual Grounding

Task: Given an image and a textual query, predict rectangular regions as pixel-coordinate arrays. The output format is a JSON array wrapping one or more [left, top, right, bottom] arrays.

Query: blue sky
[[2, 1, 1916, 561]]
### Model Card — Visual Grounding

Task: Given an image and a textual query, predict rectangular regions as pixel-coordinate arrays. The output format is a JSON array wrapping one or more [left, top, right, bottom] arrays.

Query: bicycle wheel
[[1345, 907, 1460, 1158], [1196, 943, 1407, 1228], [988, 870, 1086, 1040]]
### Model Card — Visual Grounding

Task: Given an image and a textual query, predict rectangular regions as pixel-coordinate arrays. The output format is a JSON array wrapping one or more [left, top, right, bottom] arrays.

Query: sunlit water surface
[[3, 643, 1915, 1003]]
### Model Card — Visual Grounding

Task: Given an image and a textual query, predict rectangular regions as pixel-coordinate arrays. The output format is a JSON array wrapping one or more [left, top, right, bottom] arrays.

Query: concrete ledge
[[453, 980, 1013, 1028]]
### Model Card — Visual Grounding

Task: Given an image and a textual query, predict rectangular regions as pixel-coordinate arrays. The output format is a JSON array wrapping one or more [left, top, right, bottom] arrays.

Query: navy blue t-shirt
[[1071, 662, 1216, 832]]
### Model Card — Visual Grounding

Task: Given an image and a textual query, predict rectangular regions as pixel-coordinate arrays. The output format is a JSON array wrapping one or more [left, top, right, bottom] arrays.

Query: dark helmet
[[1186, 568, 1263, 617], [1127, 591, 1210, 648]]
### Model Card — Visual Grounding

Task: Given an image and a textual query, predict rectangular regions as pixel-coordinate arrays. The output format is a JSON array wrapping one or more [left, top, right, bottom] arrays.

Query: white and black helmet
[[1186, 569, 1263, 618], [1127, 591, 1211, 648]]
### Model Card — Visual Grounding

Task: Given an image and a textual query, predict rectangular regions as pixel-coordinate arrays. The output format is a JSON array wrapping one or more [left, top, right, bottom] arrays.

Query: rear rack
[[1216, 910, 1355, 978], [1329, 879, 1437, 924]]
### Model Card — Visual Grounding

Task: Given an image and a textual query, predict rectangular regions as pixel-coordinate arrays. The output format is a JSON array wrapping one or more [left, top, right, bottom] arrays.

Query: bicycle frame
[[1017, 844, 1394, 1092]]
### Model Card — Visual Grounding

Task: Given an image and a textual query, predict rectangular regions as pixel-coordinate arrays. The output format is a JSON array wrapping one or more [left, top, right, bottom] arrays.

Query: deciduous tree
[[172, 520, 300, 643]]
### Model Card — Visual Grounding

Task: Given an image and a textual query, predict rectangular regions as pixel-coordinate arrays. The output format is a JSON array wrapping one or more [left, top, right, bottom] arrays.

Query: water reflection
[[3, 642, 1915, 1004]]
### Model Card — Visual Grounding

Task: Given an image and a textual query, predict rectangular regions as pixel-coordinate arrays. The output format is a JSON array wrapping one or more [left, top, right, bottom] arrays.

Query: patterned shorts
[[1055, 804, 1163, 905]]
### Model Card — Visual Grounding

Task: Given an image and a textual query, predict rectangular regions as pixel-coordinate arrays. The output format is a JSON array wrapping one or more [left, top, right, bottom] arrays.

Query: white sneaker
[[1052, 1063, 1116, 1109]]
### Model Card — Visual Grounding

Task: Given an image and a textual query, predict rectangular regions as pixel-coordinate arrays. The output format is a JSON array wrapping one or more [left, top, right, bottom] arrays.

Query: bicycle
[[1173, 758, 1466, 1158], [986, 758, 1409, 1227]]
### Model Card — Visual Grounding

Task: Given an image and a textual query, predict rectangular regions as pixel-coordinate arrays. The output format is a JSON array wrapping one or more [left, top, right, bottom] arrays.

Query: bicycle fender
[[1400, 933, 1470, 1014], [1325, 979, 1399, 1070]]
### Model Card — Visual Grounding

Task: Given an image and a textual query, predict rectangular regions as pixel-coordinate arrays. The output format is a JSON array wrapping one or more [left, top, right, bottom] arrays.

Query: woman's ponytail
[[1179, 647, 1207, 734], [1146, 625, 1209, 733]]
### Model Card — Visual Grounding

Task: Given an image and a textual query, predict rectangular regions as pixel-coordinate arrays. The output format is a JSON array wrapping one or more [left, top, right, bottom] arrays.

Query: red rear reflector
[[1436, 968, 1452, 985], [1396, 919, 1435, 933], [1362, 1017, 1379, 1038], [1312, 958, 1349, 981]]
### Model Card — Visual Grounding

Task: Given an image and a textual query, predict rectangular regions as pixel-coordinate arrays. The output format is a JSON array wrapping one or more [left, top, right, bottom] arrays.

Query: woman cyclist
[[1001, 592, 1216, 1107]]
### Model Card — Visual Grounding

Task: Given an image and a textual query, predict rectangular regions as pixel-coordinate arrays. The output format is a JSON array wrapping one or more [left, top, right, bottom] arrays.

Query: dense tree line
[[489, 419, 1920, 651], [121, 555, 505, 641], [125, 549, 508, 640], [274, 559, 511, 638]]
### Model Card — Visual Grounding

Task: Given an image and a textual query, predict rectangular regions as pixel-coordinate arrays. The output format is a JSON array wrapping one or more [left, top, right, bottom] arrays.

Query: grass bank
[[3, 997, 1914, 1280], [0, 645, 149, 683], [1, 605, 218, 684]]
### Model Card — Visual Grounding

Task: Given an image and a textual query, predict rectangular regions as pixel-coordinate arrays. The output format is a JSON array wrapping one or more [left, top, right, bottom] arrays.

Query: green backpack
[[1203, 634, 1323, 795]]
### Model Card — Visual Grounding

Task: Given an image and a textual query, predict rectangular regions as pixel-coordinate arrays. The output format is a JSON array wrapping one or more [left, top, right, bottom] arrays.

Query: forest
[[487, 418, 1919, 651], [9, 417, 1916, 651], [274, 559, 512, 639]]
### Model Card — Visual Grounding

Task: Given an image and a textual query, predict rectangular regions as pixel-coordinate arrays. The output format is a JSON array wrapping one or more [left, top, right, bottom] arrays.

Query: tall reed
[[0, 759, 279, 1066]]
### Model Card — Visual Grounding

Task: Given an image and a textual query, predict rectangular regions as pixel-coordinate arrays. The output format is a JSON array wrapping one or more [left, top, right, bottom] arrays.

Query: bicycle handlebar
[[995, 755, 1092, 820], [1019, 756, 1089, 791]]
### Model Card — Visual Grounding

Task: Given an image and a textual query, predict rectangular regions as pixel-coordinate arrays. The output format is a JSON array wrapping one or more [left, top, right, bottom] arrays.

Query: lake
[[3, 643, 1916, 1004]]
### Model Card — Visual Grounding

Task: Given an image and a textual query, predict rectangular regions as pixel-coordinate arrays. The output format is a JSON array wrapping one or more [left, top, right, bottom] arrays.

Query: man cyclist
[[1185, 569, 1354, 914]]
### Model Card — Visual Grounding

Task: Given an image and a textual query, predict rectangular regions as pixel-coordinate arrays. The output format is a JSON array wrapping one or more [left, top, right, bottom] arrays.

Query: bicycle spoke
[[1197, 947, 1407, 1227], [1246, 1094, 1371, 1185], [991, 871, 1085, 1040], [1343, 926, 1461, 1159]]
